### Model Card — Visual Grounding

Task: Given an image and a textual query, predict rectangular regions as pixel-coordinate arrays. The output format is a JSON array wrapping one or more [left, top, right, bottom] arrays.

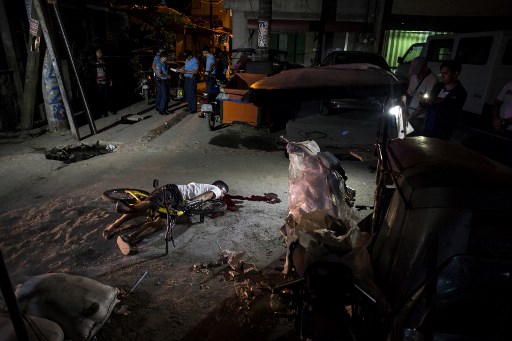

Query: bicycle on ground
[[103, 180, 227, 254]]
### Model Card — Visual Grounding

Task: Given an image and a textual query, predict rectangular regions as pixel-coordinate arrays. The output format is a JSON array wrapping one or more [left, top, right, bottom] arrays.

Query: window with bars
[[270, 33, 305, 64], [426, 39, 454, 62]]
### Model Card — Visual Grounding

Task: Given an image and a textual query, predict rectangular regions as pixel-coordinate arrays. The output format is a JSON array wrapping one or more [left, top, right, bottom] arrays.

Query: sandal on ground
[[117, 235, 137, 256], [116, 200, 135, 213]]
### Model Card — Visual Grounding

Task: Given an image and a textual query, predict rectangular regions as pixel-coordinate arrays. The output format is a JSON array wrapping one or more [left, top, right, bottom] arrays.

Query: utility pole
[[0, 249, 29, 340], [257, 0, 271, 61], [314, 0, 336, 66], [209, 0, 214, 47], [314, 0, 327, 66]]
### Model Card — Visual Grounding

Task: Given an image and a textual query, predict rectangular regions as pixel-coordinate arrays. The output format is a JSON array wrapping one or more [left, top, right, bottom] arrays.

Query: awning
[[247, 19, 368, 33]]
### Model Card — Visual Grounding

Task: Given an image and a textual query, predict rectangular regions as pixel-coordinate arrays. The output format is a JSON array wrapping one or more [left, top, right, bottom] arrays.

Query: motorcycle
[[200, 76, 224, 130], [137, 70, 157, 105]]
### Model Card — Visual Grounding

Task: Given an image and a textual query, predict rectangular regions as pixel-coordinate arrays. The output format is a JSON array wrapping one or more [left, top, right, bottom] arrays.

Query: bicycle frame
[[122, 189, 187, 217], [104, 185, 226, 254]]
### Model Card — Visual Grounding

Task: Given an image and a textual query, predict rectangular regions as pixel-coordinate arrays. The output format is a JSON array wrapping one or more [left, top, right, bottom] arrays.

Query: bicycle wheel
[[102, 188, 150, 205], [189, 200, 227, 215]]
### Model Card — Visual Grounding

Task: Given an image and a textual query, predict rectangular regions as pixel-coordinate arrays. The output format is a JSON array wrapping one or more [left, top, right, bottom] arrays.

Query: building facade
[[224, 0, 385, 66], [223, 0, 512, 67]]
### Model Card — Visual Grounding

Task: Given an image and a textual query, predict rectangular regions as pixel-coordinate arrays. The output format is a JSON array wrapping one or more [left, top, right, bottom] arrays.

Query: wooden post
[[50, 3, 97, 135], [20, 48, 41, 129], [0, 0, 24, 125], [0, 249, 29, 340], [20, 1, 42, 130], [33, 0, 80, 139]]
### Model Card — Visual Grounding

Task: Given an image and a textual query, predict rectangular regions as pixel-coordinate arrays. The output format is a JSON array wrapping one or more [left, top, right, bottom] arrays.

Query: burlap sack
[[15, 273, 119, 341], [0, 314, 64, 341]]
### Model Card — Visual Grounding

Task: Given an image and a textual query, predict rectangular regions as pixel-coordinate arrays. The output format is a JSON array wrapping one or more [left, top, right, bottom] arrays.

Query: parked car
[[321, 50, 391, 71], [231, 48, 304, 76], [320, 50, 397, 113]]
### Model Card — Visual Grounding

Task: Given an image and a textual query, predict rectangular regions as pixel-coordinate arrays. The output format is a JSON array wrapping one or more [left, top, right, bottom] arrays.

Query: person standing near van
[[407, 57, 438, 134], [424, 60, 467, 140], [492, 80, 512, 136]]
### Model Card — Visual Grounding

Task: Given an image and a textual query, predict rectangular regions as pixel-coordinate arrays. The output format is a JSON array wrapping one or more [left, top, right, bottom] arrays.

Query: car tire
[[320, 102, 332, 116]]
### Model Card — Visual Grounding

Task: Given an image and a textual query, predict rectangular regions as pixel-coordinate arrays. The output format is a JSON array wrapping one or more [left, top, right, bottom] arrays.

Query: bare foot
[[117, 235, 137, 256], [102, 224, 118, 239], [103, 224, 141, 239]]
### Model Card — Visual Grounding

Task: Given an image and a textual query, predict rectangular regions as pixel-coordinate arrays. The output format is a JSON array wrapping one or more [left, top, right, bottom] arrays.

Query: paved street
[[0, 94, 383, 340], [1, 94, 511, 339]]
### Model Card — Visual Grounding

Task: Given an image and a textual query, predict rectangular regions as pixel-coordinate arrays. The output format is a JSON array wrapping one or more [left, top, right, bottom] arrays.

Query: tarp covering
[[249, 63, 403, 107], [280, 140, 389, 309], [219, 73, 267, 102]]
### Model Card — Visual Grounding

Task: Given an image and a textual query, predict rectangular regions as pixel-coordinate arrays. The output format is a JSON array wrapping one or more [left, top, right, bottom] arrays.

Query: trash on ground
[[121, 114, 144, 123], [45, 142, 114, 163], [114, 304, 131, 316]]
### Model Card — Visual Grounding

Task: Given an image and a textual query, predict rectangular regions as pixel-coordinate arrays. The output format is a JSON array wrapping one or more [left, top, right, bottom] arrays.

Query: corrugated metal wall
[[383, 30, 449, 68]]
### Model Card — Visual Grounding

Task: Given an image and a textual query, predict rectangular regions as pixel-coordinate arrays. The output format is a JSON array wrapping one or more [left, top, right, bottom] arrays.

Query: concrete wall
[[223, 0, 381, 66], [392, 0, 511, 16]]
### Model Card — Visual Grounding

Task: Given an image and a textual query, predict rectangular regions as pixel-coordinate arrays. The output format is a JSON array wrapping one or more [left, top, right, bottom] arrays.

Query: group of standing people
[[151, 47, 201, 115], [90, 45, 232, 119], [151, 46, 230, 115], [150, 46, 201, 115], [406, 57, 467, 140]]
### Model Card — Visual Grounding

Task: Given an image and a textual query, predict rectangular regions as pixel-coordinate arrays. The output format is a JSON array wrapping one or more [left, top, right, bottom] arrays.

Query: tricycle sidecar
[[371, 136, 512, 339]]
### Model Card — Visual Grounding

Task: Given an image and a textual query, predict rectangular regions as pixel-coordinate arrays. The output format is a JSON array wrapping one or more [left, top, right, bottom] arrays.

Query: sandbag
[[0, 314, 64, 341], [15, 273, 119, 341]]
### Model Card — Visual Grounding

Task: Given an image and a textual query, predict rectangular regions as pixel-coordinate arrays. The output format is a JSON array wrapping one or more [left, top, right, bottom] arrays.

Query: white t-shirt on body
[[176, 183, 222, 200]]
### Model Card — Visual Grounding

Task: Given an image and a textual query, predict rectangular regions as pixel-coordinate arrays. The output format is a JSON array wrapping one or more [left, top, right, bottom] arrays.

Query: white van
[[421, 30, 512, 116], [394, 42, 426, 85]]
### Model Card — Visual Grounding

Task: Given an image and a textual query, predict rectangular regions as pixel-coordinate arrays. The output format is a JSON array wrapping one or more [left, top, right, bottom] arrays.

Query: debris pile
[[45, 142, 116, 163]]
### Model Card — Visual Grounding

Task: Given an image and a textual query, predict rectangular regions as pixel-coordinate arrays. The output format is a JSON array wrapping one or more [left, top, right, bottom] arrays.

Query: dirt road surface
[[0, 102, 378, 340]]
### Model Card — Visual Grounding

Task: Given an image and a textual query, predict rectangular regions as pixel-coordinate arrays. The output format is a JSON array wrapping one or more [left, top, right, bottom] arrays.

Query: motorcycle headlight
[[388, 105, 402, 117]]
